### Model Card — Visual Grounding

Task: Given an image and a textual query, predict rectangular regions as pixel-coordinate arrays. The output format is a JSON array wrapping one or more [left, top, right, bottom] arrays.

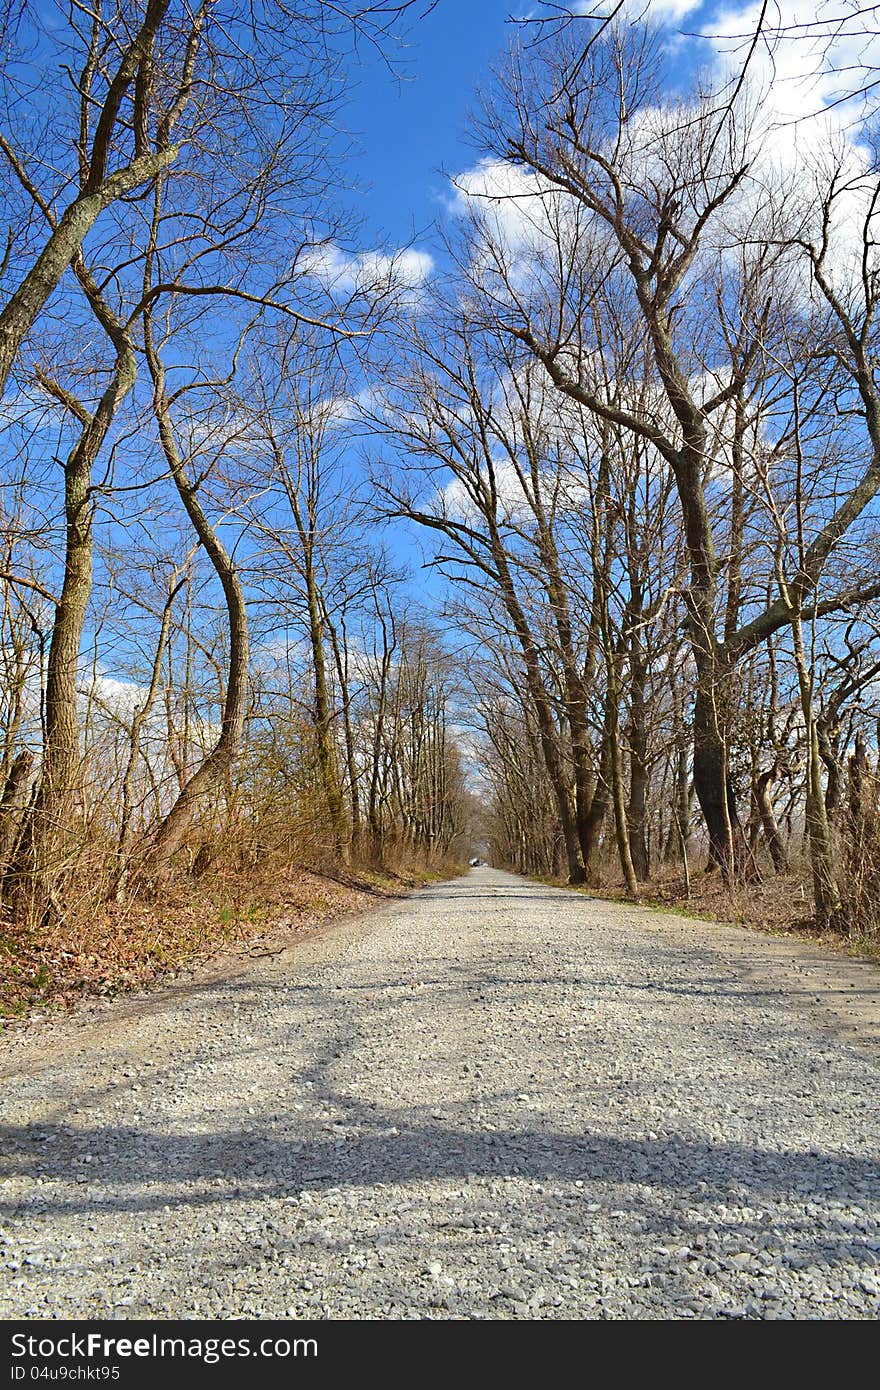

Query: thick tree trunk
[[25, 446, 94, 904], [804, 733, 840, 930], [12, 293, 136, 922], [844, 732, 875, 931], [691, 656, 750, 879]]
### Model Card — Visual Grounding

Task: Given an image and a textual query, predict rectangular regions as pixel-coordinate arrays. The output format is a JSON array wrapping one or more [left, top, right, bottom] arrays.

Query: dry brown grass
[[0, 845, 461, 1024], [581, 857, 880, 962]]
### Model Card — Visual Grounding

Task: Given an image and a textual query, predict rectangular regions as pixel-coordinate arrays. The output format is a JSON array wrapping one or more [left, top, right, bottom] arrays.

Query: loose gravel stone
[[0, 868, 878, 1319]]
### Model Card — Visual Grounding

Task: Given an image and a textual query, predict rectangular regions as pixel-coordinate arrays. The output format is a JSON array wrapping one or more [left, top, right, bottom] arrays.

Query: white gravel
[[1, 867, 878, 1320]]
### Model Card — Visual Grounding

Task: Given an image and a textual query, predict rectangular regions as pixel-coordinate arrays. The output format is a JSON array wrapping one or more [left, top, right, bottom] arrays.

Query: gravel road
[[1, 867, 879, 1320]]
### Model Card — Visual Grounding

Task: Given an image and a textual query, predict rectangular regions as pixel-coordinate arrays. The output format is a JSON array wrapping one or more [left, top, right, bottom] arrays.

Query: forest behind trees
[[2, 1, 880, 1014]]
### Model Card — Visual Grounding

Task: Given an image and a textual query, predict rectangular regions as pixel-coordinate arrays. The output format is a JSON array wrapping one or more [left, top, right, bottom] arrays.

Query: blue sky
[[341, 0, 539, 249], [328, 0, 880, 617], [341, 0, 880, 267], [12, 0, 878, 682], [339, 1, 729, 255]]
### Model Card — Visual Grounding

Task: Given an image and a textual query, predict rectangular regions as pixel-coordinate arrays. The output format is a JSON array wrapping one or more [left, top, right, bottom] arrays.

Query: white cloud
[[449, 157, 593, 291], [321, 384, 383, 429], [299, 243, 434, 296], [84, 674, 147, 719], [651, 0, 702, 18], [81, 672, 222, 756], [451, 3, 879, 311], [440, 456, 535, 527], [697, 2, 880, 291], [254, 634, 310, 667], [572, 0, 702, 19]]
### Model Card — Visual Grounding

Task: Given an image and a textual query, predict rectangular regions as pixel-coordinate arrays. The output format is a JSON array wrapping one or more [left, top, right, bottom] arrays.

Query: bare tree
[[470, 18, 880, 880]]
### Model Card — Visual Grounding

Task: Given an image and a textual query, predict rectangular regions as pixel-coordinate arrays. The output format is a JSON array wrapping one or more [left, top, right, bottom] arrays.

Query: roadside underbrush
[[552, 861, 880, 963], [0, 846, 461, 1025]]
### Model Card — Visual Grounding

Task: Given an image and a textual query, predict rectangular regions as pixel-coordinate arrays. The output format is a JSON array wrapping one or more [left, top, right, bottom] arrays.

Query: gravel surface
[[1, 867, 878, 1320]]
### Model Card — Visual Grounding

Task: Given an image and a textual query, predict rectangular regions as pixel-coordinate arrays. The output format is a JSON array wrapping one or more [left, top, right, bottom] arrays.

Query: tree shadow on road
[[1, 1112, 877, 1273]]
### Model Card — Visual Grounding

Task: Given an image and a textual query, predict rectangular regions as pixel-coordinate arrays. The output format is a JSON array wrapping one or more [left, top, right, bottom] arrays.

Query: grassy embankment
[[1, 851, 462, 1024]]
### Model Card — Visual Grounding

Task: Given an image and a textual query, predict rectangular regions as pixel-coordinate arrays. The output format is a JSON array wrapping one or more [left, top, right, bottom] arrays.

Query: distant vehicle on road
[[469, 857, 488, 867]]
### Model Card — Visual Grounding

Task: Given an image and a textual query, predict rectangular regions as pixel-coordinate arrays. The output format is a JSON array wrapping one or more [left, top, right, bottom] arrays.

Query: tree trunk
[[524, 456, 595, 882], [601, 607, 638, 897], [112, 573, 183, 899], [304, 563, 348, 863], [0, 150, 175, 397], [24, 443, 94, 910], [691, 655, 750, 879], [817, 717, 843, 822], [609, 698, 638, 899], [581, 709, 612, 883], [491, 539, 584, 884], [843, 731, 876, 932], [674, 741, 692, 865], [0, 750, 33, 889], [791, 615, 841, 930], [144, 349, 249, 879], [626, 655, 650, 882], [367, 616, 394, 861], [12, 293, 136, 922], [326, 615, 361, 855], [753, 765, 788, 874]]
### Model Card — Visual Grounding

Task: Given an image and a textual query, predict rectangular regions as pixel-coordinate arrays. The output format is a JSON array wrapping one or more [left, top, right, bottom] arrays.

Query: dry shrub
[[840, 739, 880, 939], [0, 803, 464, 1022]]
